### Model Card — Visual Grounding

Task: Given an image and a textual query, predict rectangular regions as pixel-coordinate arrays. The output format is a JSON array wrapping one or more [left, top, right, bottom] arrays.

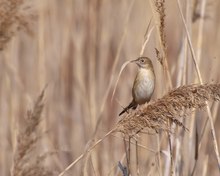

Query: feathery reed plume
[[154, 0, 167, 56], [0, 0, 34, 50], [58, 84, 220, 175], [12, 90, 54, 176], [115, 84, 220, 136], [155, 48, 163, 65], [154, 0, 173, 89]]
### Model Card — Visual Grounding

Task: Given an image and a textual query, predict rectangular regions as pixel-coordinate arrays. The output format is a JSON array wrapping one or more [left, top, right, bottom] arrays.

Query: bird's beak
[[131, 58, 141, 68], [131, 58, 138, 63]]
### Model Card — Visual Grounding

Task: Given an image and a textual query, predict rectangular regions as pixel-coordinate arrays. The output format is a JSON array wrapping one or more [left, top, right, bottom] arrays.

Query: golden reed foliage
[[116, 84, 220, 136], [0, 0, 220, 175], [59, 83, 220, 176], [11, 90, 54, 176]]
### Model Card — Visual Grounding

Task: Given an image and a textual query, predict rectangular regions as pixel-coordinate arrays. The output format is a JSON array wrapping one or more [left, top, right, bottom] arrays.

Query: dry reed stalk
[[58, 129, 115, 176], [176, 0, 220, 170], [139, 19, 154, 56], [59, 83, 220, 176], [195, 0, 207, 64], [11, 90, 54, 176], [193, 0, 208, 172], [151, 1, 175, 172], [80, 0, 136, 174], [92, 0, 135, 137], [152, 0, 172, 89], [174, 1, 191, 174]]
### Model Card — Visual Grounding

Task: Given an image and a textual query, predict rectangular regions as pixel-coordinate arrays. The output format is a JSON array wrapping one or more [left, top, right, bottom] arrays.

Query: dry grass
[[116, 84, 220, 136], [154, 0, 167, 52], [0, 0, 220, 176], [59, 83, 220, 175], [0, 0, 34, 50], [11, 90, 55, 176]]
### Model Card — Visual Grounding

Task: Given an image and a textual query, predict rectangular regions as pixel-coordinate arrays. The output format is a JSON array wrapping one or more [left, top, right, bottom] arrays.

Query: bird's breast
[[132, 68, 155, 104]]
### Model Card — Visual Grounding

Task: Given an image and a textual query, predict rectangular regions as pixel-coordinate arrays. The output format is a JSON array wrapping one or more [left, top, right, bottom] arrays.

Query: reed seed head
[[115, 84, 220, 136]]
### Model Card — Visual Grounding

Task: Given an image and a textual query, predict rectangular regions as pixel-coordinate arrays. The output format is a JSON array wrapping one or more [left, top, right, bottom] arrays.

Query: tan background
[[0, 0, 220, 175]]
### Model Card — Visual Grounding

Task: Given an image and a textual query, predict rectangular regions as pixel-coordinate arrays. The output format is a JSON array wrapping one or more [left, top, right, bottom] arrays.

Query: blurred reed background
[[0, 0, 220, 175]]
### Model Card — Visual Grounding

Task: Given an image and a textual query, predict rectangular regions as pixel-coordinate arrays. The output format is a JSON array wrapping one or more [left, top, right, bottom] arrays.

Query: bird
[[119, 57, 155, 116]]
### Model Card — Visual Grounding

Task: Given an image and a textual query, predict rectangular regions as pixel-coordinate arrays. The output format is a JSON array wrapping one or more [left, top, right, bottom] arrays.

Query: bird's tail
[[119, 100, 137, 116]]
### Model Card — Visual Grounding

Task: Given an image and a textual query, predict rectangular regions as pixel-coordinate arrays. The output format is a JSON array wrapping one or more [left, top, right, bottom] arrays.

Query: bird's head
[[132, 57, 153, 70]]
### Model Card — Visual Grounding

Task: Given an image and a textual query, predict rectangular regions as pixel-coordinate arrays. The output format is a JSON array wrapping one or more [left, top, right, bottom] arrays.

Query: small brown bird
[[119, 57, 155, 116]]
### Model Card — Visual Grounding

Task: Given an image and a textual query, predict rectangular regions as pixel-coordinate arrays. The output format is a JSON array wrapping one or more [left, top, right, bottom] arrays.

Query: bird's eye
[[140, 59, 145, 63]]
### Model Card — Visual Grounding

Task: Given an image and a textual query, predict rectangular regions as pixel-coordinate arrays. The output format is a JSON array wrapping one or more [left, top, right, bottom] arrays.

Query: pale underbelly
[[133, 78, 154, 104]]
